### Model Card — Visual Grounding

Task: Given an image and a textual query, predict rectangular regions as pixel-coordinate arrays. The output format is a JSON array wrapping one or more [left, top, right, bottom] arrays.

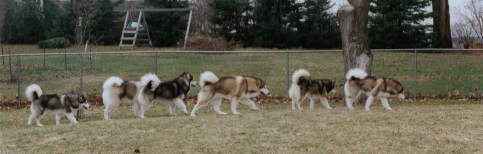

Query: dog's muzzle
[[398, 93, 405, 100], [81, 103, 91, 109], [190, 81, 197, 88], [260, 88, 272, 96]]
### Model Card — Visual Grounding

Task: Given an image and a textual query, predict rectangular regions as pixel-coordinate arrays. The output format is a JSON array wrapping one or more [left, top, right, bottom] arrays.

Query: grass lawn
[[1, 100, 482, 153], [0, 49, 482, 101]]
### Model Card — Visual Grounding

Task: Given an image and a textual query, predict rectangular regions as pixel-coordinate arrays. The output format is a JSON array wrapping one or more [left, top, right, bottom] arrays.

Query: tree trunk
[[433, 0, 453, 48], [191, 0, 212, 35], [337, 0, 373, 75]]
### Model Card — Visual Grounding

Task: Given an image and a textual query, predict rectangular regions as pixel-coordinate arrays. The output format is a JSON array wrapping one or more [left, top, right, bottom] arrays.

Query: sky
[[329, 0, 474, 24]]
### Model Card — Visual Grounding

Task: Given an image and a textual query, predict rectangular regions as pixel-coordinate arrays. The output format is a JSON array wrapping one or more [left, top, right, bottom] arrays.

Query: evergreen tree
[[1, 0, 47, 44], [369, 0, 432, 48], [88, 0, 122, 44], [210, 0, 253, 46], [210, 0, 339, 49], [144, 0, 189, 46], [297, 0, 340, 49]]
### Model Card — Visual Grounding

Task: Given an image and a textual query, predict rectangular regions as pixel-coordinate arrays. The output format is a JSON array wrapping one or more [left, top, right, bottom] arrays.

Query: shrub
[[38, 37, 71, 49], [186, 35, 238, 51]]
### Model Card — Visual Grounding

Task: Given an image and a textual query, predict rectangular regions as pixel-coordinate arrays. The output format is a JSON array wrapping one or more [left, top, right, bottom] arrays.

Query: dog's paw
[[232, 112, 241, 115], [216, 111, 227, 115]]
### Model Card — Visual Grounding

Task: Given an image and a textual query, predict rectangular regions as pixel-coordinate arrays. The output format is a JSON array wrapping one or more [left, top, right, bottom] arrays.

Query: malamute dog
[[25, 84, 90, 126], [190, 71, 271, 117], [102, 74, 160, 120], [344, 68, 405, 111], [137, 72, 196, 117], [289, 69, 335, 110]]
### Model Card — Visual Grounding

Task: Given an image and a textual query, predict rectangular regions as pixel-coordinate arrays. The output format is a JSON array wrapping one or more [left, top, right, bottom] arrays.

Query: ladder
[[119, 11, 152, 49]]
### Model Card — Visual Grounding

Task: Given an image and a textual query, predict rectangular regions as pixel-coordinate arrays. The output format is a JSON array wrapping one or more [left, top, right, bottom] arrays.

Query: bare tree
[[433, 0, 453, 48], [452, 0, 483, 47], [337, 0, 372, 74]]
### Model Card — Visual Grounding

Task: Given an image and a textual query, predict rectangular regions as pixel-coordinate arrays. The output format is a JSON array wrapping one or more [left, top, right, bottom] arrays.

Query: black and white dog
[[289, 69, 335, 110], [25, 84, 90, 126], [137, 72, 196, 117]]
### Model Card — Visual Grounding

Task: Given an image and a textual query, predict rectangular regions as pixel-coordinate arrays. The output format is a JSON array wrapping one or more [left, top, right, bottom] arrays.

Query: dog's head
[[254, 77, 271, 96], [386, 78, 405, 100], [178, 72, 197, 87], [65, 94, 90, 109]]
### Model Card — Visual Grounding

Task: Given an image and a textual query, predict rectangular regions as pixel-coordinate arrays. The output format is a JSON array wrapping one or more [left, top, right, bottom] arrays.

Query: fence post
[[1, 46, 4, 65], [43, 48, 46, 68], [412, 49, 417, 98], [80, 52, 84, 93], [89, 47, 92, 69], [16, 56, 21, 105], [64, 48, 68, 70], [285, 52, 290, 91], [153, 52, 158, 74], [9, 50, 13, 82]]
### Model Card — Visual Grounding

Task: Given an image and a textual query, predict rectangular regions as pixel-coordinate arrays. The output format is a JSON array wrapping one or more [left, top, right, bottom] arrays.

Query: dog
[[289, 69, 335, 110], [344, 68, 405, 111], [190, 71, 271, 117], [25, 84, 90, 126], [101, 74, 160, 120], [137, 72, 196, 117]]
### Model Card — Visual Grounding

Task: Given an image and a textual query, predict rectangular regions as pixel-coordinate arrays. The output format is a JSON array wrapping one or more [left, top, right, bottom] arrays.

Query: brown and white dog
[[137, 72, 196, 117], [289, 69, 335, 110], [190, 71, 271, 117], [101, 74, 160, 120], [344, 68, 405, 111], [25, 84, 90, 126]]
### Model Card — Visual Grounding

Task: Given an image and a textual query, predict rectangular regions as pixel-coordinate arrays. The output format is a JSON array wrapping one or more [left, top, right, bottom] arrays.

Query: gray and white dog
[[25, 84, 90, 126]]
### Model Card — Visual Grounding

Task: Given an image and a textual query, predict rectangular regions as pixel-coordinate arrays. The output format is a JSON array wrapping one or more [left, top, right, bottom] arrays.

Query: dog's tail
[[292, 69, 310, 84], [102, 76, 124, 90], [345, 68, 368, 80], [25, 84, 42, 102], [199, 71, 219, 87], [139, 73, 161, 91]]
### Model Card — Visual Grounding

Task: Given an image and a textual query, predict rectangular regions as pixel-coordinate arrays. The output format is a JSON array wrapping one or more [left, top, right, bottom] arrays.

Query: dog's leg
[[167, 103, 175, 116], [240, 98, 259, 110], [345, 96, 355, 110], [35, 111, 44, 127], [296, 98, 303, 110], [320, 97, 332, 109], [190, 92, 212, 117], [291, 99, 297, 110], [138, 103, 150, 118], [309, 98, 315, 110], [364, 95, 375, 111], [213, 98, 227, 115], [380, 97, 393, 111], [65, 113, 79, 124], [230, 99, 240, 115], [174, 99, 188, 115], [28, 113, 35, 125], [132, 103, 140, 117], [55, 112, 62, 125]]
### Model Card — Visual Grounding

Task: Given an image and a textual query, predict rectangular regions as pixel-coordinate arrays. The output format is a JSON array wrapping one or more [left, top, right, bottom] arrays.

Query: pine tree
[[369, 0, 432, 48], [298, 0, 340, 49], [210, 0, 253, 46], [144, 0, 189, 46]]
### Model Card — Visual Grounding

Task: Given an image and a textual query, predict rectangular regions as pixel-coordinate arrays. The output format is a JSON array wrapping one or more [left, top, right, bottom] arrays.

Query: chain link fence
[[1, 48, 482, 103]]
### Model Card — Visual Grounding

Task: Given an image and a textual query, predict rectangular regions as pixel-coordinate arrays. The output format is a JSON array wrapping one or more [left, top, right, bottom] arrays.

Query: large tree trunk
[[191, 0, 212, 35], [433, 0, 453, 48], [337, 0, 373, 75]]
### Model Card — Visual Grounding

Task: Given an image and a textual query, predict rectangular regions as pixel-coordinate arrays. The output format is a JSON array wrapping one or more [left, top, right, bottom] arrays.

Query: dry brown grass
[[1, 100, 482, 153]]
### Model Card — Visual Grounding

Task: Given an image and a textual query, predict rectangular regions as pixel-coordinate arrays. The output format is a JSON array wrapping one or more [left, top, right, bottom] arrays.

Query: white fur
[[25, 84, 42, 101], [139, 73, 161, 90], [291, 69, 310, 83], [102, 76, 124, 90], [345, 68, 368, 80], [199, 71, 219, 87]]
